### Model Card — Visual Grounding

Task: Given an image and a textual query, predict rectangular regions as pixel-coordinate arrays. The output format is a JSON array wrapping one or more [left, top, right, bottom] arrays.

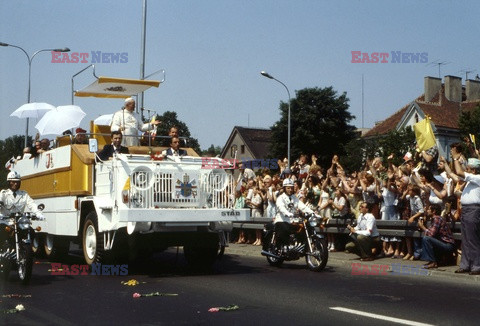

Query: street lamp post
[[0, 42, 70, 147], [260, 71, 292, 167]]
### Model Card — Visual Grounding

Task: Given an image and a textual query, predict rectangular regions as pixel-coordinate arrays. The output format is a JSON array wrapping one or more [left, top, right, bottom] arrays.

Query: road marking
[[330, 307, 434, 326]]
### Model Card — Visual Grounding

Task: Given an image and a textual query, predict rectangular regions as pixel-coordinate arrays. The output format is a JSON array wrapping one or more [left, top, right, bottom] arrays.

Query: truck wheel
[[82, 212, 104, 265], [44, 234, 70, 260]]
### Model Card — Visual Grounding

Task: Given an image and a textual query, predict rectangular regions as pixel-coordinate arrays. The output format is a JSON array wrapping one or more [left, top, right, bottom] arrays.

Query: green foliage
[[153, 111, 201, 154], [0, 135, 29, 188], [269, 87, 357, 167], [459, 104, 480, 141], [342, 127, 415, 172], [201, 144, 222, 157]]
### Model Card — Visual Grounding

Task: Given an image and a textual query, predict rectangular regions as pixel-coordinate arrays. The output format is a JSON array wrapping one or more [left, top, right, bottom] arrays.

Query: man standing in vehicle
[[111, 97, 160, 147], [0, 171, 42, 216], [274, 178, 315, 249]]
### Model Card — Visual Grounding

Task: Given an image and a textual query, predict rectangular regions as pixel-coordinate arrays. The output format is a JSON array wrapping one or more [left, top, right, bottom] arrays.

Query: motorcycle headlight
[[18, 217, 31, 230], [309, 216, 318, 227]]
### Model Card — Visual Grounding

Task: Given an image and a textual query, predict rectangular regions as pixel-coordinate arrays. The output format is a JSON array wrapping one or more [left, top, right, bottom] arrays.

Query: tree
[[269, 87, 357, 167], [459, 104, 480, 141], [0, 135, 29, 188], [201, 144, 222, 157], [153, 111, 201, 154], [342, 127, 415, 172]]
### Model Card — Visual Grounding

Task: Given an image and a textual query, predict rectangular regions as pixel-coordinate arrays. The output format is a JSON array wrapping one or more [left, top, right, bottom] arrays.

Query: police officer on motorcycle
[[274, 178, 315, 250], [0, 171, 42, 217]]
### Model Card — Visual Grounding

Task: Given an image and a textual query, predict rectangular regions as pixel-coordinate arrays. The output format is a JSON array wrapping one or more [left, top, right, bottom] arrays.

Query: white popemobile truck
[[11, 70, 249, 269]]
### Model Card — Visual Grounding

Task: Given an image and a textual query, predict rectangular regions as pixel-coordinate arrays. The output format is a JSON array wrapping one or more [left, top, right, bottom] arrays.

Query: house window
[[231, 145, 237, 157], [240, 145, 245, 154]]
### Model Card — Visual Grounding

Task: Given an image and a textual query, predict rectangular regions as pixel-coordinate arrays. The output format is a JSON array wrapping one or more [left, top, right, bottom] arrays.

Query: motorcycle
[[261, 213, 328, 272], [0, 203, 44, 284]]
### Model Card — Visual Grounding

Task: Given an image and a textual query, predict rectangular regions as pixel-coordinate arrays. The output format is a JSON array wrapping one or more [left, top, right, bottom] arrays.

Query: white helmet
[[282, 178, 294, 187], [7, 171, 21, 181]]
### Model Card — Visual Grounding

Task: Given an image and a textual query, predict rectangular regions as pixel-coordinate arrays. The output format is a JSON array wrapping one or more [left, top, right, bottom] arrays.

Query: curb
[[224, 243, 480, 282]]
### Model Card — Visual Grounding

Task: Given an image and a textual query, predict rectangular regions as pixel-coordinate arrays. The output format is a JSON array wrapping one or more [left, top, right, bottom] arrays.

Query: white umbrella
[[35, 105, 86, 136], [94, 113, 113, 126], [10, 102, 55, 119]]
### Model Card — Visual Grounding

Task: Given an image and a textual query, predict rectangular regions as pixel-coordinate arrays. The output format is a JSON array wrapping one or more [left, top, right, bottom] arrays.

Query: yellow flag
[[122, 177, 131, 191], [413, 117, 436, 152], [469, 134, 476, 148]]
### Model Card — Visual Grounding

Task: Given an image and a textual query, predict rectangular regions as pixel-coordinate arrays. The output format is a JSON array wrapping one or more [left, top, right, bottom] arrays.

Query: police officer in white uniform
[[0, 171, 42, 217], [274, 178, 315, 248], [111, 97, 160, 147]]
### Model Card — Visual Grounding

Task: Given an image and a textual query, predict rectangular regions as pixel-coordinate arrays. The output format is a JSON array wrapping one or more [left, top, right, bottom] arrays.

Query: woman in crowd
[[377, 172, 402, 258]]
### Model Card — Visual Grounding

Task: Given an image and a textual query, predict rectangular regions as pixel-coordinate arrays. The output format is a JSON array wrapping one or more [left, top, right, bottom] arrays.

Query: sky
[[1, 0, 479, 150]]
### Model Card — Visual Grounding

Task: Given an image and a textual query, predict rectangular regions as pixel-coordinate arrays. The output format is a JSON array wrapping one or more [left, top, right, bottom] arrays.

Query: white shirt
[[111, 109, 153, 146], [354, 212, 379, 237], [0, 189, 39, 216], [274, 192, 313, 224], [461, 172, 480, 205]]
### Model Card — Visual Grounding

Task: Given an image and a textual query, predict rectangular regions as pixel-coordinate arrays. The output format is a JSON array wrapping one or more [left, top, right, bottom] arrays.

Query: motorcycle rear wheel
[[266, 243, 284, 267], [305, 237, 328, 272], [18, 243, 33, 284]]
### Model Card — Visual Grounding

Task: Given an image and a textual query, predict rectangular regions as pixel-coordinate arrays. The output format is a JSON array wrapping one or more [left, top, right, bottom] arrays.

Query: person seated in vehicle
[[36, 138, 51, 154], [161, 136, 187, 156], [418, 203, 455, 269], [346, 202, 381, 261], [159, 126, 179, 147], [0, 171, 42, 217], [274, 178, 315, 251], [97, 131, 129, 161], [73, 127, 89, 145]]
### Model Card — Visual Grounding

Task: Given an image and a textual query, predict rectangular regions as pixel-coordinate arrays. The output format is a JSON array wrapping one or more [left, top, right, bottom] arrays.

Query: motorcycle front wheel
[[305, 237, 328, 272], [18, 243, 33, 284]]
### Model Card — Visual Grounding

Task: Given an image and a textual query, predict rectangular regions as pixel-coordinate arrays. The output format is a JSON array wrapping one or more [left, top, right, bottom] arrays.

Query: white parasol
[[35, 105, 86, 136], [93, 113, 113, 126], [10, 102, 55, 119]]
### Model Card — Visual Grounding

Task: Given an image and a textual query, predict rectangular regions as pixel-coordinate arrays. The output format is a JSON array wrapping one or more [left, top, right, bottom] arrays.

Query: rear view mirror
[[89, 138, 98, 153]]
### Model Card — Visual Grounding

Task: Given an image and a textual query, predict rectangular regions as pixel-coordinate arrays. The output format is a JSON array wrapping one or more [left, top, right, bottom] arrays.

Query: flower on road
[[121, 279, 139, 286], [208, 304, 239, 312], [15, 304, 25, 312]]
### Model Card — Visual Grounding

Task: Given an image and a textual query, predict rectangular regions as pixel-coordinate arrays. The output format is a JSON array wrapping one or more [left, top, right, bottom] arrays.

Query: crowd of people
[[232, 144, 480, 275], [14, 98, 480, 274]]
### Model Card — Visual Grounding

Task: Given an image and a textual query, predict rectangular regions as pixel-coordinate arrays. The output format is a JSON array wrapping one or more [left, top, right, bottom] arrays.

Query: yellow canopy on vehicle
[[74, 76, 160, 98]]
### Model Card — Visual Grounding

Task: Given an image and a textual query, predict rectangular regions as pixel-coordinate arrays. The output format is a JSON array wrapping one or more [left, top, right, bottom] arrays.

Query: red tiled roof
[[363, 86, 480, 137]]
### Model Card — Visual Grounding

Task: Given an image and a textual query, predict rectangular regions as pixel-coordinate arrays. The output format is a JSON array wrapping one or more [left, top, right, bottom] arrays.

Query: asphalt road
[[1, 248, 479, 326]]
